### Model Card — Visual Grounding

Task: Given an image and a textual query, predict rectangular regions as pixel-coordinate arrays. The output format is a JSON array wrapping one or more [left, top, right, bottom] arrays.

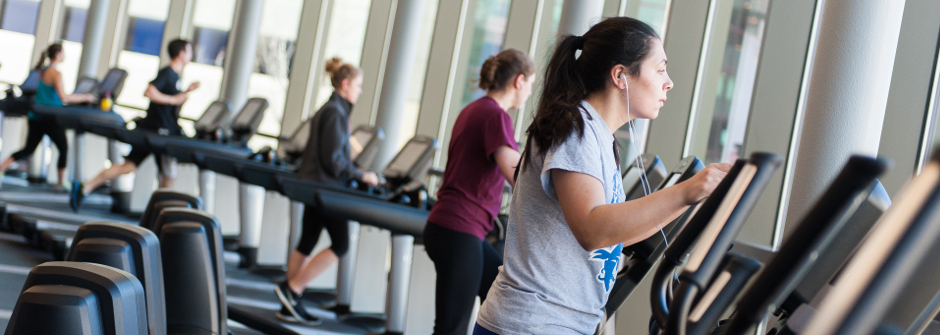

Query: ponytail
[[34, 44, 64, 71], [33, 51, 47, 70], [519, 17, 659, 172], [520, 35, 590, 172]]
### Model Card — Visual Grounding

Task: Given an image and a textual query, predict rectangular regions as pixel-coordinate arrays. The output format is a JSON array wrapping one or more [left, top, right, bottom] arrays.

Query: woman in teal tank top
[[0, 44, 95, 188]]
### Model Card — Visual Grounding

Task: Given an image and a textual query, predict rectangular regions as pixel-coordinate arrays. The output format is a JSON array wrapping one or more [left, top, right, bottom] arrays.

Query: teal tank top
[[30, 74, 63, 120]]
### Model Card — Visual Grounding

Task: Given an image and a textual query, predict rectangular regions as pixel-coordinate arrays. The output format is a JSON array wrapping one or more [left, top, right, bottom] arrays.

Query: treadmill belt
[[0, 183, 139, 225], [224, 264, 369, 335]]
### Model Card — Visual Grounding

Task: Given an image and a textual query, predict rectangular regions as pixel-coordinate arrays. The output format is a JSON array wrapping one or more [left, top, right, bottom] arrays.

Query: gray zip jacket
[[297, 92, 363, 185]]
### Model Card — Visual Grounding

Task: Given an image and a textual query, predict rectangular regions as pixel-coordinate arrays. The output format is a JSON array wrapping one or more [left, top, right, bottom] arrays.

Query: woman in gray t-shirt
[[474, 17, 732, 335]]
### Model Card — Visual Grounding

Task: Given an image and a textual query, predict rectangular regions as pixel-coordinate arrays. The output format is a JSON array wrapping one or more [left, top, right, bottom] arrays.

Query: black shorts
[[295, 206, 350, 257], [125, 146, 178, 179]]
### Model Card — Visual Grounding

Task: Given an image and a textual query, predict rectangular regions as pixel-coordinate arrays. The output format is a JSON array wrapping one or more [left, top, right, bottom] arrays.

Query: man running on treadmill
[[70, 38, 199, 211]]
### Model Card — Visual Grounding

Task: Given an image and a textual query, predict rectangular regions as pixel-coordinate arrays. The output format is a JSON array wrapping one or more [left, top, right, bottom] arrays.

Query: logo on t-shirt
[[611, 169, 624, 204], [591, 243, 624, 292]]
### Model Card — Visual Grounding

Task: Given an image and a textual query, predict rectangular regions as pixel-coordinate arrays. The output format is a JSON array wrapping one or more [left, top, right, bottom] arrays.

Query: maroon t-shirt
[[427, 97, 518, 240]]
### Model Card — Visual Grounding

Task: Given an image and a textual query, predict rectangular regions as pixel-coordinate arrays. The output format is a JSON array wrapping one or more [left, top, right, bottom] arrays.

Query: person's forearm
[[148, 92, 179, 105], [145, 87, 181, 105], [572, 186, 691, 250], [60, 94, 87, 104]]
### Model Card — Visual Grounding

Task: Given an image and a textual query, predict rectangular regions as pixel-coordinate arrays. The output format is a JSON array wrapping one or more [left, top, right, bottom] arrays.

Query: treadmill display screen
[[235, 100, 264, 125], [74, 79, 98, 94], [204, 104, 225, 121], [622, 166, 641, 195], [99, 71, 123, 92], [196, 103, 225, 129], [385, 141, 429, 178], [662, 173, 682, 189], [350, 129, 374, 160]]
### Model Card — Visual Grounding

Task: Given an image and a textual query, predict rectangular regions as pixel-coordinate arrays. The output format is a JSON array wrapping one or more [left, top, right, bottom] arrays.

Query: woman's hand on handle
[[679, 162, 732, 205]]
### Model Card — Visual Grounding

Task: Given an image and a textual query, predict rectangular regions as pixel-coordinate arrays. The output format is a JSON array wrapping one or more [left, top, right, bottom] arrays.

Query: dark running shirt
[[297, 92, 363, 186], [426, 96, 518, 240], [140, 67, 182, 135]]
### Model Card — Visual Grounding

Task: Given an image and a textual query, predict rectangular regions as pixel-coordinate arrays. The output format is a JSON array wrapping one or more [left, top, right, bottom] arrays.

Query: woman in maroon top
[[424, 49, 535, 335]]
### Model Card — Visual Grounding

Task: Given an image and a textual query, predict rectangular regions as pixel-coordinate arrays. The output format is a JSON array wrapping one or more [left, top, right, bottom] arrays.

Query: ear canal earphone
[[620, 71, 671, 250]]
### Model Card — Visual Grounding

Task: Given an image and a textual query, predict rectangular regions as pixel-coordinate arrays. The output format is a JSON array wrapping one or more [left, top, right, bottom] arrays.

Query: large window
[[0, 0, 40, 87], [114, 0, 170, 121], [459, 0, 512, 107], [246, 0, 303, 150], [314, 0, 372, 108], [689, 0, 769, 164], [0, 0, 40, 34], [624, 0, 670, 34], [178, 0, 235, 135]]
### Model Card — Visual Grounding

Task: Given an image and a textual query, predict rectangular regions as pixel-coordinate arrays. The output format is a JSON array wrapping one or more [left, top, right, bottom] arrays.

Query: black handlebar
[[723, 155, 888, 335]]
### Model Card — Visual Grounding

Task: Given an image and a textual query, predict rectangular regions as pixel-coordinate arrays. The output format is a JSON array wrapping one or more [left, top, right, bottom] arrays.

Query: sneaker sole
[[274, 287, 305, 322]]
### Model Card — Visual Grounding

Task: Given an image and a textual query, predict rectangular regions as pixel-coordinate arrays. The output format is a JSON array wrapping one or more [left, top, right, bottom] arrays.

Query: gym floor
[[0, 177, 369, 335]]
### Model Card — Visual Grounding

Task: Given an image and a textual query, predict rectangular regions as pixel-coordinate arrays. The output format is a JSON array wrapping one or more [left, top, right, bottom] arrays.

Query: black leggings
[[11, 118, 68, 169], [295, 205, 350, 258], [424, 221, 502, 335]]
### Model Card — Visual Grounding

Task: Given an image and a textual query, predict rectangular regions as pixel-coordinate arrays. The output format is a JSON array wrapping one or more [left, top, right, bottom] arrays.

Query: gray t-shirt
[[477, 101, 626, 334]]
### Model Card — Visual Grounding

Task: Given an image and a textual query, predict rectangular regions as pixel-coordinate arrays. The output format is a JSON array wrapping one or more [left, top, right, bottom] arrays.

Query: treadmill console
[[71, 68, 128, 101], [382, 136, 438, 187], [230, 98, 268, 143], [194, 101, 232, 140], [277, 118, 313, 164], [351, 125, 385, 169], [622, 156, 703, 260], [73, 77, 99, 95], [622, 154, 667, 201], [98, 68, 128, 99]]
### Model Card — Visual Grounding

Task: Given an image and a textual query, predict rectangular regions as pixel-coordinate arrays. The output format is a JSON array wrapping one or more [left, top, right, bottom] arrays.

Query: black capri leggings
[[295, 205, 350, 258], [11, 118, 68, 169], [424, 221, 503, 335]]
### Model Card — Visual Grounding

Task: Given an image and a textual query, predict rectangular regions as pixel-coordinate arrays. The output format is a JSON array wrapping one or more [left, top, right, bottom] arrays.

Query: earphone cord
[[622, 74, 669, 249]]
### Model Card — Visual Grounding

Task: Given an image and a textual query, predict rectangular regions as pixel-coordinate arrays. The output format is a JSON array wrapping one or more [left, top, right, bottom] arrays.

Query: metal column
[[219, 0, 265, 267], [219, 0, 262, 112], [371, 0, 428, 171], [334, 221, 361, 312], [556, 0, 605, 37], [70, 0, 112, 183], [384, 234, 415, 335], [199, 170, 216, 214], [785, 0, 906, 234]]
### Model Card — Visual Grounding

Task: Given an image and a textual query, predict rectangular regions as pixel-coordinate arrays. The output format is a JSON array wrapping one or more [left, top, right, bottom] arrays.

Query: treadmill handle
[[686, 254, 762, 335]]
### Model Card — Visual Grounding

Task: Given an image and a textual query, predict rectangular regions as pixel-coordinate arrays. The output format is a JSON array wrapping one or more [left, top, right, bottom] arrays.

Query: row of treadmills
[[0, 67, 441, 334], [2, 66, 940, 335]]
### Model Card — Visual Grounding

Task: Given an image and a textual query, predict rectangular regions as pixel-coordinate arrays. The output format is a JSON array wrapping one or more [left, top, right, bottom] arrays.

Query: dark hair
[[167, 39, 191, 60], [478, 49, 536, 91], [34, 44, 64, 70], [325, 57, 361, 89], [520, 17, 659, 172]]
